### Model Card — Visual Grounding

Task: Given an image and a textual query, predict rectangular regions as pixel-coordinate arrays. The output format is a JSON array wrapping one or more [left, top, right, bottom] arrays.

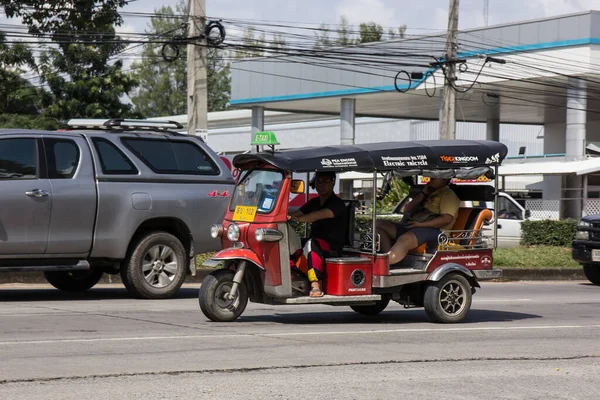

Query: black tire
[[583, 264, 600, 284], [199, 269, 248, 322], [424, 273, 472, 323], [121, 231, 188, 299], [44, 268, 104, 292], [350, 298, 390, 316]]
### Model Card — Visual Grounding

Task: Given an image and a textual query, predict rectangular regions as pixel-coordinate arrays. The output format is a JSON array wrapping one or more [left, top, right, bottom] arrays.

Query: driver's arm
[[405, 185, 431, 213], [289, 209, 303, 218], [296, 208, 334, 223]]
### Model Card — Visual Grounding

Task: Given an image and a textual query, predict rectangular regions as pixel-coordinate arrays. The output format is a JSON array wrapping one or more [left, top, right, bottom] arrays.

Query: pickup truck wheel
[[43, 269, 104, 292], [122, 232, 187, 299], [199, 269, 248, 322], [350, 298, 390, 316], [424, 273, 472, 323], [583, 264, 600, 284]]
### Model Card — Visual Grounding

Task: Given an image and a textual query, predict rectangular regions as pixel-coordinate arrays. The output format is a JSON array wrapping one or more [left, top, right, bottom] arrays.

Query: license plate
[[592, 250, 600, 262], [233, 205, 257, 222]]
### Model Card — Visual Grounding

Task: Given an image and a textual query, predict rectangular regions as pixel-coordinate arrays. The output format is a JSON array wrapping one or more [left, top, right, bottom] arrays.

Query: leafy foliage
[[130, 0, 231, 115], [0, 0, 139, 121], [0, 32, 56, 129], [314, 15, 406, 48], [520, 219, 577, 247]]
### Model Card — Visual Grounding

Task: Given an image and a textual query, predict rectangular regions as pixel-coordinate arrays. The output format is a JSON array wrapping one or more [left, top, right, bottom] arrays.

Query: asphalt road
[[1, 281, 599, 399]]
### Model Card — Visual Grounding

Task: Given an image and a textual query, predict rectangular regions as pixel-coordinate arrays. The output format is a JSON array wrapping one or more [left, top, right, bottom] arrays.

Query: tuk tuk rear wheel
[[350, 298, 390, 316], [199, 269, 248, 322], [424, 273, 472, 323]]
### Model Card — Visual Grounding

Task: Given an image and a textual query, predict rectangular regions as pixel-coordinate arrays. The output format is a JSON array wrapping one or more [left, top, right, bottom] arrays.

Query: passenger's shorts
[[394, 222, 441, 245]]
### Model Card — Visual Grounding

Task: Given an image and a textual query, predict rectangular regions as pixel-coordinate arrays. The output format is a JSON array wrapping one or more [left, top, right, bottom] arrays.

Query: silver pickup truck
[[0, 119, 234, 299]]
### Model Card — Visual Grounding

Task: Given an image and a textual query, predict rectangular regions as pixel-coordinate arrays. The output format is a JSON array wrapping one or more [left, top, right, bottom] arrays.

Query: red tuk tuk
[[199, 133, 507, 323]]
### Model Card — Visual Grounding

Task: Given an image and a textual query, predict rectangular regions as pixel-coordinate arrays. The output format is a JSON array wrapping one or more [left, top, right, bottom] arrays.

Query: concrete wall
[[206, 117, 544, 157]]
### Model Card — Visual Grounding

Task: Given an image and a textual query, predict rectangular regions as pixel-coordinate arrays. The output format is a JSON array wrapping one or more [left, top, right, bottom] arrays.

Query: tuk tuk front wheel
[[424, 273, 472, 323], [199, 269, 248, 322]]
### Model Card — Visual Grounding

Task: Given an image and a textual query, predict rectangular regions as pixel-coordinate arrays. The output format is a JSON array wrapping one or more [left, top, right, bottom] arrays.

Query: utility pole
[[484, 0, 489, 26], [439, 0, 460, 140], [187, 0, 208, 137]]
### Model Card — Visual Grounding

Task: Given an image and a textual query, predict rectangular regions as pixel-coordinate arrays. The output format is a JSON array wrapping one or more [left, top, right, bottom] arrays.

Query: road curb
[[0, 268, 586, 285], [497, 268, 586, 281]]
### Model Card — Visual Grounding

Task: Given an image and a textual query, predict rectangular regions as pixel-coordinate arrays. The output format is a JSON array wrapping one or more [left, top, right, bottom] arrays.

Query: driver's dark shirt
[[300, 194, 347, 251]]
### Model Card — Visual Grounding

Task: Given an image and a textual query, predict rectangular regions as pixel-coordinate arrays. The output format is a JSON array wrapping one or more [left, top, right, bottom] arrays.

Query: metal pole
[[372, 171, 377, 256], [494, 166, 498, 249], [439, 0, 459, 140], [583, 174, 589, 217], [187, 0, 207, 136], [305, 172, 310, 237]]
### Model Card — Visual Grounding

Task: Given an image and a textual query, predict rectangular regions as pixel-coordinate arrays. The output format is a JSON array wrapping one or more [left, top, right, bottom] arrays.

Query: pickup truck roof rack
[[65, 118, 185, 135]]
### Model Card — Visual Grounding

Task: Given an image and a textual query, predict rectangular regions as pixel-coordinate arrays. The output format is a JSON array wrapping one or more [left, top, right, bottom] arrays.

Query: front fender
[[427, 263, 480, 288], [203, 248, 265, 270]]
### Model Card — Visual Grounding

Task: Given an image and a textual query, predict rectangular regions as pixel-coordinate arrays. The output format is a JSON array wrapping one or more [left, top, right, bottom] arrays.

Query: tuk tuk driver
[[376, 178, 460, 265], [287, 171, 347, 297]]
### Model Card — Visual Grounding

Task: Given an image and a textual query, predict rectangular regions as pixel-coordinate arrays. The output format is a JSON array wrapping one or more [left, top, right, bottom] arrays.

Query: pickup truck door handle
[[25, 189, 50, 198], [497, 224, 502, 229]]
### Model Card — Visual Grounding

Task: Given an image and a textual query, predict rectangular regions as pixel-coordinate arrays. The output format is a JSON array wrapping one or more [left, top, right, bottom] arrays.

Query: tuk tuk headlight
[[210, 224, 223, 238], [575, 230, 589, 240], [227, 223, 240, 242], [255, 228, 284, 242]]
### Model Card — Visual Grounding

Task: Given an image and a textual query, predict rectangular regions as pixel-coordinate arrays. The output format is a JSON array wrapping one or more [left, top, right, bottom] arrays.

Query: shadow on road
[[0, 286, 199, 302], [239, 308, 542, 325]]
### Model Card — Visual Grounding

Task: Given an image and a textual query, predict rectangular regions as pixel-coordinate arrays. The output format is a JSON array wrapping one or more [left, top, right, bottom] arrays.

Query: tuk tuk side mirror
[[291, 180, 305, 194], [524, 209, 531, 219]]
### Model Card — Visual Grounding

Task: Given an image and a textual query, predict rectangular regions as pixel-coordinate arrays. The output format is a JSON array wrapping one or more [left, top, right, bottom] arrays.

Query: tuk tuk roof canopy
[[233, 140, 508, 173]]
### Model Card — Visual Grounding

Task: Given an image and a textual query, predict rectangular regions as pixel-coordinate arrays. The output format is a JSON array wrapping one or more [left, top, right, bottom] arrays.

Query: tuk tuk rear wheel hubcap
[[439, 281, 465, 315]]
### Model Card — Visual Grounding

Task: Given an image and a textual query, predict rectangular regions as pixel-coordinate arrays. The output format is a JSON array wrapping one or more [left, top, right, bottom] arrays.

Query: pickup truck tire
[[121, 231, 187, 299], [43, 269, 104, 292], [424, 273, 472, 323], [583, 264, 600, 284], [199, 269, 248, 322]]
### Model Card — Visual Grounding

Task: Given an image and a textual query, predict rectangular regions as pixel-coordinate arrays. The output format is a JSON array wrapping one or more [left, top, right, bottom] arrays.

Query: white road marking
[[1, 324, 599, 346], [473, 298, 532, 303]]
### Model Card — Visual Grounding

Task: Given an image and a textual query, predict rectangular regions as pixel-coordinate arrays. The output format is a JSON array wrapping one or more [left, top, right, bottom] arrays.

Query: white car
[[392, 190, 532, 248]]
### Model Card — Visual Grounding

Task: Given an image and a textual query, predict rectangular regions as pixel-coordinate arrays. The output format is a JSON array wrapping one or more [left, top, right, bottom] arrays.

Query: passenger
[[376, 178, 460, 265], [287, 171, 347, 297]]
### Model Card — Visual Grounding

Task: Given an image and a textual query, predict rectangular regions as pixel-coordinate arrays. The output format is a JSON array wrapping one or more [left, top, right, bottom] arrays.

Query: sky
[[121, 0, 600, 36]]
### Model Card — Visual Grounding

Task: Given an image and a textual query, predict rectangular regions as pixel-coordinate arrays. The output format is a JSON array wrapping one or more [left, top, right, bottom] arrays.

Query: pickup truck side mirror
[[524, 209, 531, 219]]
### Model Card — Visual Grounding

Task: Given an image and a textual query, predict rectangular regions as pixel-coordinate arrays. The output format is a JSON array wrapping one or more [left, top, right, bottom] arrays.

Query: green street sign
[[251, 131, 280, 146]]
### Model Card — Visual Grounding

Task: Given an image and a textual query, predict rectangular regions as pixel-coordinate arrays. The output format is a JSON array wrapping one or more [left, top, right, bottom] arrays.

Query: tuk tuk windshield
[[230, 169, 284, 214]]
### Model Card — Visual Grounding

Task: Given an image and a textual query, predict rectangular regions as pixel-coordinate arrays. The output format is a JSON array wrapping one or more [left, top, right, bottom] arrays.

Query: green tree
[[388, 25, 407, 40], [358, 22, 384, 43], [130, 0, 231, 115], [0, 0, 139, 121], [0, 31, 55, 129], [235, 26, 267, 58], [336, 15, 354, 46], [129, 3, 188, 117], [314, 23, 333, 49], [315, 17, 406, 48]]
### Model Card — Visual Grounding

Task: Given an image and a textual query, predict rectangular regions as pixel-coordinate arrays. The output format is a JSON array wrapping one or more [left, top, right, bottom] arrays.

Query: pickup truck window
[[0, 138, 37, 180], [44, 138, 80, 179], [121, 138, 219, 175], [498, 196, 522, 219], [92, 137, 139, 175]]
